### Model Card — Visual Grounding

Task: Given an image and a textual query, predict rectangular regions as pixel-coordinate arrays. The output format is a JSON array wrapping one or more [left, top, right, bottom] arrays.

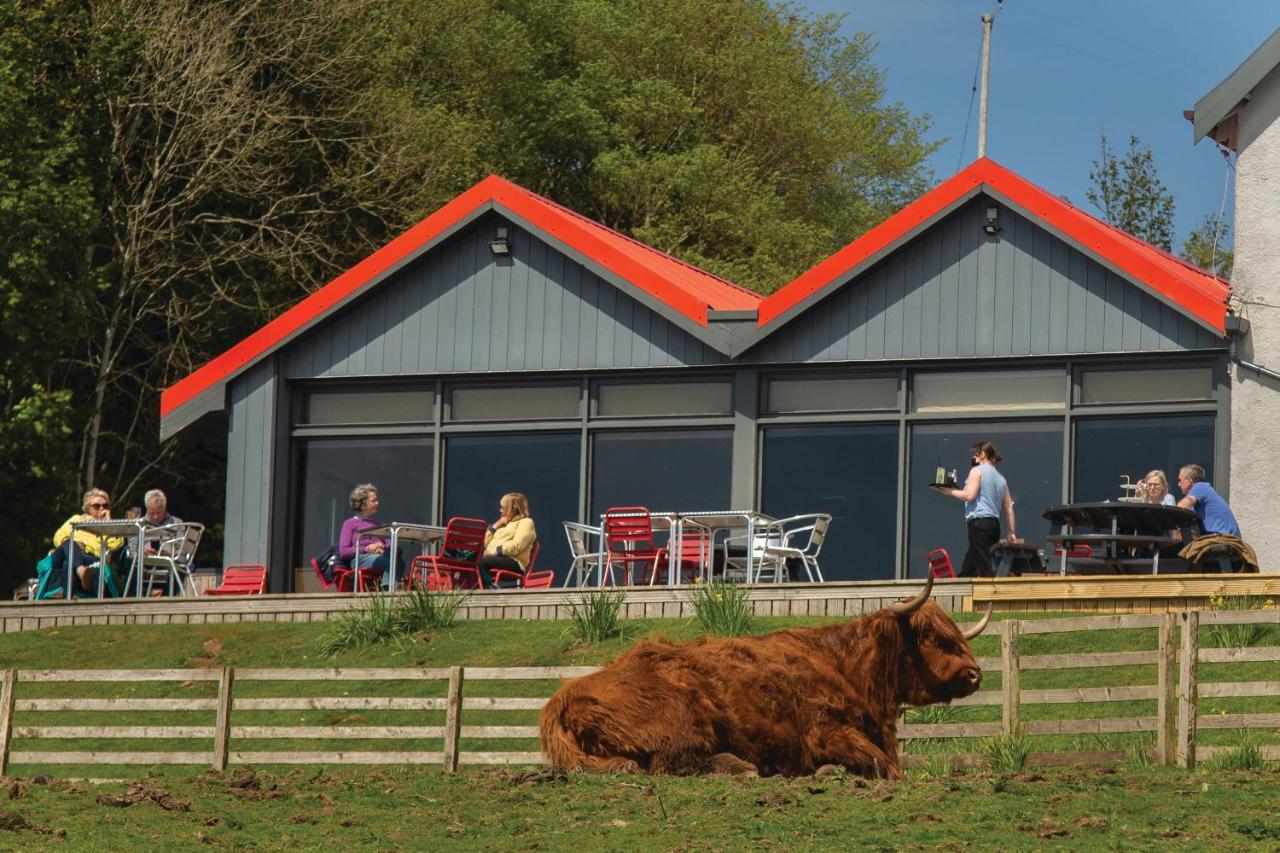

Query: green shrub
[[316, 589, 469, 655], [1202, 737, 1265, 772], [980, 730, 1031, 772], [690, 581, 754, 637], [567, 590, 626, 644], [1205, 593, 1272, 649], [395, 587, 467, 634]]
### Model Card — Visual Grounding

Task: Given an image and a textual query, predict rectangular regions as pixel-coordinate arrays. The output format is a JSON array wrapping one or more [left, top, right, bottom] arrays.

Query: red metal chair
[[603, 507, 667, 586], [309, 556, 378, 593], [927, 548, 956, 579], [650, 522, 709, 585], [521, 570, 555, 589], [489, 541, 542, 589], [203, 564, 268, 596], [407, 516, 487, 589]]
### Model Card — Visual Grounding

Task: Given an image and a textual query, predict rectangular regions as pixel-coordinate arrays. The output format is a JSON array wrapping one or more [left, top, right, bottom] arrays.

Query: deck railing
[[1, 610, 1277, 772]]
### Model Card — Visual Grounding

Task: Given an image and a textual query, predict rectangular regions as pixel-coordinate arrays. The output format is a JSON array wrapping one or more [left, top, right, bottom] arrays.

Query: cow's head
[[887, 575, 990, 706]]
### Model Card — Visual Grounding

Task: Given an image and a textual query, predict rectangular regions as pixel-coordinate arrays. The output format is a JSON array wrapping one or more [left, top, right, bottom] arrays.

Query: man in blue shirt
[[1176, 464, 1241, 537]]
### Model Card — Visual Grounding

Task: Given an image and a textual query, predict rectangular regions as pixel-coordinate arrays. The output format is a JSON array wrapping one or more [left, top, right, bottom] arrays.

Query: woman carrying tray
[[934, 440, 1018, 577]]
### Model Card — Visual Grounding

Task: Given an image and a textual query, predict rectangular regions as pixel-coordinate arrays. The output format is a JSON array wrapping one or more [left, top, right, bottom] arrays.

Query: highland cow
[[540, 575, 990, 778]]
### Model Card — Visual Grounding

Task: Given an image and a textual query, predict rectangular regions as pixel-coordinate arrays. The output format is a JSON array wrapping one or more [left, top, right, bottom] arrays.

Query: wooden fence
[[1, 610, 1277, 773]]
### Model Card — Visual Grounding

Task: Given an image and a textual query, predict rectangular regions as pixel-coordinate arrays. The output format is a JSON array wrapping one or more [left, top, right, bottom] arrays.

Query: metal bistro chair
[[489, 541, 543, 589], [744, 513, 831, 583], [135, 522, 205, 596], [562, 521, 604, 587], [927, 548, 956, 579], [408, 516, 487, 590], [203, 564, 268, 596], [602, 507, 667, 586], [652, 519, 711, 586]]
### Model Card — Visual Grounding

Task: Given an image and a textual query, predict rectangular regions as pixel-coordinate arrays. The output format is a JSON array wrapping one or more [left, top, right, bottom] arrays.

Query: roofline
[[1192, 26, 1280, 146]]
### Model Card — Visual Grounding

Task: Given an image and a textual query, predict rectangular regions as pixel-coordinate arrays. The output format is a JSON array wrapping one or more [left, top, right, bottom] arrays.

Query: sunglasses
[[88, 502, 110, 510]]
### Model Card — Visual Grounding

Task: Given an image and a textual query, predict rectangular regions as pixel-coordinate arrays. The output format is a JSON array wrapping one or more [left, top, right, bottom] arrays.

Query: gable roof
[[1191, 26, 1280, 148], [754, 157, 1229, 337], [160, 175, 761, 425]]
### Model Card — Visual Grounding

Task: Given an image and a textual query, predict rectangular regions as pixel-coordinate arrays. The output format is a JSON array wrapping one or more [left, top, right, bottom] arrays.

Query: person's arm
[[1177, 494, 1196, 510], [53, 516, 76, 549], [1002, 489, 1018, 541], [949, 467, 982, 502], [507, 517, 537, 555]]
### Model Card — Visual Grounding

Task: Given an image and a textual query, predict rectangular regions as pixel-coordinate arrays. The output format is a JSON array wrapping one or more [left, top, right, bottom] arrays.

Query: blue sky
[[805, 0, 1280, 247]]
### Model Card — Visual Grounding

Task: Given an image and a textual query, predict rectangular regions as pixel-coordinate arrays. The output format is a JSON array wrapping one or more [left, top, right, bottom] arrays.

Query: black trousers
[[960, 517, 1001, 578], [477, 553, 522, 587]]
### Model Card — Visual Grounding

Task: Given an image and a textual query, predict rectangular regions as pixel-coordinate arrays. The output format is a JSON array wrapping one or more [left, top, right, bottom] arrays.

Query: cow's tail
[[539, 684, 642, 773]]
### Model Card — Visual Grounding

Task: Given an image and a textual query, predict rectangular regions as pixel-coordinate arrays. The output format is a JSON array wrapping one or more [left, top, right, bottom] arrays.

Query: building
[[162, 158, 1231, 591], [1191, 26, 1280, 573]]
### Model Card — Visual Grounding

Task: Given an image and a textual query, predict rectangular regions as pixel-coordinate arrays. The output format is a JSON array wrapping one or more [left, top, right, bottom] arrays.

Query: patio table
[[1041, 502, 1200, 575], [65, 518, 148, 598], [595, 510, 778, 585], [355, 522, 446, 592]]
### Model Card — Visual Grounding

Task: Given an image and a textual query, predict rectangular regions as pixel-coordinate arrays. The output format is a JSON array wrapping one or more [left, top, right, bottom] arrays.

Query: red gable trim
[[757, 158, 1229, 334], [161, 176, 760, 419]]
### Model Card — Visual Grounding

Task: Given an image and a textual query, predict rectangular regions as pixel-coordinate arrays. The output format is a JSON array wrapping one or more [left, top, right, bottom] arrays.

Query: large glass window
[[443, 433, 580, 583], [913, 370, 1065, 413], [907, 422, 1063, 578], [761, 424, 899, 581], [448, 384, 579, 422], [590, 430, 732, 519], [764, 375, 898, 413], [302, 390, 433, 424], [1073, 415, 1215, 502], [294, 437, 434, 574], [595, 381, 732, 417]]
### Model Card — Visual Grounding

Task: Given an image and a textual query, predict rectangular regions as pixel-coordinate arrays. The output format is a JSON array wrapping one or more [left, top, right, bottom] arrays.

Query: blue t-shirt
[[965, 464, 1007, 521], [1186, 481, 1241, 537]]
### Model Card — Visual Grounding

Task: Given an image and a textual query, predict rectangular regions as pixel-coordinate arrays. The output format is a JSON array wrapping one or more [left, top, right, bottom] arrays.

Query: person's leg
[[959, 521, 982, 578], [477, 554, 522, 588], [971, 518, 1001, 578], [356, 552, 392, 588]]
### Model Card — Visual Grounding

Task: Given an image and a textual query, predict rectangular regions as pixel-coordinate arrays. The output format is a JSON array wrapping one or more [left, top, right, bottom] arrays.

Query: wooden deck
[[2, 573, 1277, 633]]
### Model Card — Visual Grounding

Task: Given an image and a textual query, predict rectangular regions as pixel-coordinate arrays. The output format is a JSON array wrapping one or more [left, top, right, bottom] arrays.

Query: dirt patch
[[185, 638, 225, 669], [1075, 816, 1110, 830], [96, 782, 191, 812], [223, 769, 285, 800], [0, 809, 58, 835], [6, 782, 26, 801], [490, 768, 568, 787]]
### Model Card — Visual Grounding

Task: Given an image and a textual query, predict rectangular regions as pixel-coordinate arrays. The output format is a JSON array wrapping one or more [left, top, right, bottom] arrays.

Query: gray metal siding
[[282, 215, 727, 379], [223, 359, 276, 565], [748, 198, 1223, 364]]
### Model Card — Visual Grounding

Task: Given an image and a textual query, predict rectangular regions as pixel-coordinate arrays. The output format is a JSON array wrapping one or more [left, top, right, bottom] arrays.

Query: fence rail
[[0, 610, 1277, 773]]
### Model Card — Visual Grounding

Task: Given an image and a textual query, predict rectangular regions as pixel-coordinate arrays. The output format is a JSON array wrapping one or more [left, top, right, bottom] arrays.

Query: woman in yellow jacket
[[50, 488, 124, 593], [478, 492, 537, 587]]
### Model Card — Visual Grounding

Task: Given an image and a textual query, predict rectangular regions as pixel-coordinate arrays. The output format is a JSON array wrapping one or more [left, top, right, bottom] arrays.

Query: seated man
[[120, 489, 185, 591], [1176, 464, 1241, 537]]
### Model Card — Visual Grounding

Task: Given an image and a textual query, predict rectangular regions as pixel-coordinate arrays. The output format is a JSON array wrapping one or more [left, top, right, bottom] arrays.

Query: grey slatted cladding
[[747, 198, 1222, 364], [223, 359, 277, 566], [281, 214, 728, 379]]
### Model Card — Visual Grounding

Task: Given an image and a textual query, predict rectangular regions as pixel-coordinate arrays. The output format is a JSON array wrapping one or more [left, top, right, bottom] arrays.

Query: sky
[[804, 0, 1280, 246]]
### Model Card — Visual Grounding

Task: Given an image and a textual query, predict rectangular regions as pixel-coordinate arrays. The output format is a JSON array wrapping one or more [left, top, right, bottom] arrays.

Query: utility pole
[[977, 10, 995, 158]]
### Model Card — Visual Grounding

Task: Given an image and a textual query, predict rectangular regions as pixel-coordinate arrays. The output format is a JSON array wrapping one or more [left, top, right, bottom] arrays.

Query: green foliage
[[980, 730, 1031, 772], [315, 590, 468, 655], [1181, 213, 1234, 278], [1087, 134, 1177, 250], [1230, 818, 1280, 841], [566, 589, 626, 644], [1202, 732, 1264, 772], [690, 581, 755, 637], [1205, 593, 1273, 649]]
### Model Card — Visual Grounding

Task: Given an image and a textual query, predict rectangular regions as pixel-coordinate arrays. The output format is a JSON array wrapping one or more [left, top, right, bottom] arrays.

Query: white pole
[[977, 12, 994, 159]]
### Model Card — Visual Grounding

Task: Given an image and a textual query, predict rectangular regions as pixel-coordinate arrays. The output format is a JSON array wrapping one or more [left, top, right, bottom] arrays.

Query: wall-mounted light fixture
[[983, 206, 1002, 236], [489, 226, 512, 256]]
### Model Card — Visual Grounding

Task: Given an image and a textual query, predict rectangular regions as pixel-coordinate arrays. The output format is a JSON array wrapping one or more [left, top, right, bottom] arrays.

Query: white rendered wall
[[1229, 64, 1280, 569]]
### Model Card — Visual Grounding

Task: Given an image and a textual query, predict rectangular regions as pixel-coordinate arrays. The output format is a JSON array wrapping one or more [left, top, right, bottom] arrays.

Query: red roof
[[757, 157, 1229, 332], [160, 175, 761, 418]]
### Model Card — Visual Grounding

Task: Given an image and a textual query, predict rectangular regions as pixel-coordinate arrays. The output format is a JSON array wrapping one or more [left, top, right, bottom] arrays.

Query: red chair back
[[310, 557, 335, 591], [603, 507, 665, 585], [927, 548, 956, 579], [1054, 544, 1093, 559], [408, 517, 487, 590], [522, 570, 554, 589], [525, 541, 541, 572], [204, 564, 268, 596]]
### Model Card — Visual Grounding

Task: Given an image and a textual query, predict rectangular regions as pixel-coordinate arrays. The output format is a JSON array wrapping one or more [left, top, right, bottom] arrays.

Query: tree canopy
[[1086, 134, 1177, 252], [0, 0, 937, 588]]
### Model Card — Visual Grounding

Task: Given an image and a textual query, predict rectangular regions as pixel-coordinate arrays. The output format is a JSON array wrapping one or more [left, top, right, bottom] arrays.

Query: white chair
[[722, 528, 784, 582], [761, 514, 831, 583], [562, 521, 604, 587], [136, 522, 205, 596]]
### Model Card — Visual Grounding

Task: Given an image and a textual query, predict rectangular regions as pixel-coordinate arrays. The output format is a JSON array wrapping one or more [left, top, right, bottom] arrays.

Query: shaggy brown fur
[[539, 599, 982, 779]]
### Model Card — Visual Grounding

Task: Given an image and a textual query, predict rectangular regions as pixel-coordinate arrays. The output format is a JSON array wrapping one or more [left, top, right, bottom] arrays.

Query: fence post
[[1177, 611, 1199, 769], [0, 670, 15, 776], [1156, 611, 1177, 766], [443, 666, 465, 773], [1000, 619, 1020, 735], [212, 667, 235, 771]]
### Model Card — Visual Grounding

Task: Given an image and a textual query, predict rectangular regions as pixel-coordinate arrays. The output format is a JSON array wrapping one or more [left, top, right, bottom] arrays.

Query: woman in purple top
[[338, 483, 404, 588]]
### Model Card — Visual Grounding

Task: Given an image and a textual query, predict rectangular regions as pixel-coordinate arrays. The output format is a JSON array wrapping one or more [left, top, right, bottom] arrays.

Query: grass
[[689, 581, 755, 636]]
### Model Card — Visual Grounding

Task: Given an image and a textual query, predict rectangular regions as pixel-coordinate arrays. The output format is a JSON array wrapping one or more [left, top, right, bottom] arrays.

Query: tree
[[1181, 213, 1233, 279], [1086, 134, 1177, 251]]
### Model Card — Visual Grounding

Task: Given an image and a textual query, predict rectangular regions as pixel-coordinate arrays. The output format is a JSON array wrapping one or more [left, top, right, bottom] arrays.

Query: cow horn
[[888, 574, 934, 615], [961, 604, 994, 639]]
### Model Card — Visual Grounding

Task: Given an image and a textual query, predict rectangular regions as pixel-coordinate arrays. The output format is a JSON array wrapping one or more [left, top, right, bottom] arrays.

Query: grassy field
[[0, 610, 1277, 848]]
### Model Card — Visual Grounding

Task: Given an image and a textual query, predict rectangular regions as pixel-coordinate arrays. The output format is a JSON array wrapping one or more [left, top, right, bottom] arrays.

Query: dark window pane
[[449, 385, 579, 421], [907, 422, 1063, 578], [596, 381, 731, 417], [294, 437, 434, 578], [761, 424, 898, 581], [764, 376, 898, 413], [444, 433, 580, 583], [1079, 367, 1214, 404], [590, 430, 732, 520], [303, 390, 433, 424], [1073, 415, 1215, 502]]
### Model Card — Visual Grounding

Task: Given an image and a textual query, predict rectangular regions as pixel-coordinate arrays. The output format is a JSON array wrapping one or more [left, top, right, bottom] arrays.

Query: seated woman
[[1139, 469, 1176, 506], [50, 488, 124, 595], [338, 483, 404, 589], [479, 492, 537, 588]]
